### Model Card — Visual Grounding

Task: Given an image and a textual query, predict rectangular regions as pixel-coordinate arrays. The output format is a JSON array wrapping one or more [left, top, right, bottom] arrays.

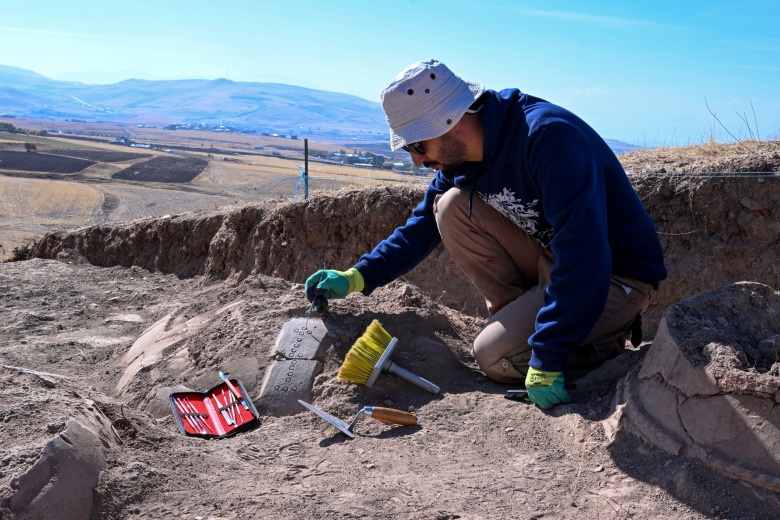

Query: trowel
[[298, 400, 417, 438]]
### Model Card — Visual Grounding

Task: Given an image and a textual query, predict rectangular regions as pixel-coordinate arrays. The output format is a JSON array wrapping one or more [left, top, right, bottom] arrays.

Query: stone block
[[257, 359, 322, 417], [272, 318, 330, 360], [258, 319, 333, 416]]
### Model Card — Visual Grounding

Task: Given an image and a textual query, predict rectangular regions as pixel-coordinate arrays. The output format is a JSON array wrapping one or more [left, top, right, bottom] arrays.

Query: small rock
[[505, 427, 515, 433], [593, 465, 604, 472]]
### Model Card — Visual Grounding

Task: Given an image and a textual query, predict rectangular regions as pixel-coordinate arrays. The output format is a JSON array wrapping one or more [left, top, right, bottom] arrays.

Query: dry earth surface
[[1, 140, 779, 519]]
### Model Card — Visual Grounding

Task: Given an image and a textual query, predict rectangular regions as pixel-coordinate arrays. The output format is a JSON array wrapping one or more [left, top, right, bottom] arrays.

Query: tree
[[24, 143, 36, 152]]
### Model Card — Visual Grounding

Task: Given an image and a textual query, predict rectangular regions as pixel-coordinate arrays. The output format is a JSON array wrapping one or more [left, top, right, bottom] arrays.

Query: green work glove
[[305, 268, 364, 307], [525, 367, 572, 410]]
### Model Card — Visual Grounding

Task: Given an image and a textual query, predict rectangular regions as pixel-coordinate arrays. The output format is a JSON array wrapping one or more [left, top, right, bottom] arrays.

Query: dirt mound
[[610, 282, 780, 492]]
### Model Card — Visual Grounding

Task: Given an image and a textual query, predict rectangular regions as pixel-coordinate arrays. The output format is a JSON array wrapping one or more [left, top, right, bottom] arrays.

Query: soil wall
[[35, 176, 780, 336]]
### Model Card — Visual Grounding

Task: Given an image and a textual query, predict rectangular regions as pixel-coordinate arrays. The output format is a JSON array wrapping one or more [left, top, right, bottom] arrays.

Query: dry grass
[[619, 139, 780, 175], [0, 176, 104, 261], [0, 132, 100, 151], [127, 127, 357, 155], [193, 153, 424, 190]]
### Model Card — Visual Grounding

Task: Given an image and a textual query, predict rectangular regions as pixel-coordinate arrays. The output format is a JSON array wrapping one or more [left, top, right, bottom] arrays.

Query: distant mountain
[[0, 65, 644, 153], [0, 65, 388, 138], [54, 69, 165, 84], [604, 139, 647, 155]]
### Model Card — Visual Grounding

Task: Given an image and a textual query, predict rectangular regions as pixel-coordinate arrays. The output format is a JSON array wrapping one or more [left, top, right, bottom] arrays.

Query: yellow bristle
[[338, 320, 393, 384]]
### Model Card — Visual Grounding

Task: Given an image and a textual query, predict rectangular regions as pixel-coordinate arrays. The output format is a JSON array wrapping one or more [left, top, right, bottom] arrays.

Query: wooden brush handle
[[365, 406, 417, 426]]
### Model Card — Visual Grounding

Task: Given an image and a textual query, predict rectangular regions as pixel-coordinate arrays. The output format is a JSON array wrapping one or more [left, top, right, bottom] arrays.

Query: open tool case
[[169, 378, 260, 438]]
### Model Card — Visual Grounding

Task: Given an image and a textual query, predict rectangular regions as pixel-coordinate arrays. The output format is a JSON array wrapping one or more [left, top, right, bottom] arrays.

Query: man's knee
[[478, 356, 525, 384], [433, 189, 469, 230], [473, 335, 530, 384]]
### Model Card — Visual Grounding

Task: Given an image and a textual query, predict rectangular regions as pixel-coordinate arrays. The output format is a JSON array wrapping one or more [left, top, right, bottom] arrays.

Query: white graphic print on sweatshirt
[[479, 188, 553, 247]]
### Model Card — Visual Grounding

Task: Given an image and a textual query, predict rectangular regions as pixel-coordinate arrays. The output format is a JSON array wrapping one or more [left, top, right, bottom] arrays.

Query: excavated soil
[[1, 141, 780, 519]]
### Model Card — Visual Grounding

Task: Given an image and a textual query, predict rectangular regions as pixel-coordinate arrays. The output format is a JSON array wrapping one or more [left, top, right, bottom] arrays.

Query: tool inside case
[[169, 378, 260, 438]]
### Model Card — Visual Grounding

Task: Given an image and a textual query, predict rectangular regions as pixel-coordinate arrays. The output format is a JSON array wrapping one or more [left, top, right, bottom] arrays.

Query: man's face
[[407, 131, 468, 179]]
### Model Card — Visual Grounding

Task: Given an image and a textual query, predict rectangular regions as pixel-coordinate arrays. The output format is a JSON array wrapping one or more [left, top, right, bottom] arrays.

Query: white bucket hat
[[380, 59, 485, 151]]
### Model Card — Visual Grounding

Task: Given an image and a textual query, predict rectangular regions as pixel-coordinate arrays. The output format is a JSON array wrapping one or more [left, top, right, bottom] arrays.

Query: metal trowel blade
[[298, 400, 354, 438]]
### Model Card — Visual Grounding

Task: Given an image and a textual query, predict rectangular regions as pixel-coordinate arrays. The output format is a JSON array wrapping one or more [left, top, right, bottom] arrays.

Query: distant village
[[107, 122, 428, 175]]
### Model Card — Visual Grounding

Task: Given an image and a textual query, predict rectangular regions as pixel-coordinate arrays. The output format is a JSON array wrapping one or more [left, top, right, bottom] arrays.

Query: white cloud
[[508, 7, 681, 30]]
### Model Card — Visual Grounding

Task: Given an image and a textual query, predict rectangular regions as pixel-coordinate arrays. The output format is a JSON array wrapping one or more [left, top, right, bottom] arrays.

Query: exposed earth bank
[[34, 165, 780, 336]]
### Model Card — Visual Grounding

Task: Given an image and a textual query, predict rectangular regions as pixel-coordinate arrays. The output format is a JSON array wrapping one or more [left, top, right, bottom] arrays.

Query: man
[[305, 59, 666, 409]]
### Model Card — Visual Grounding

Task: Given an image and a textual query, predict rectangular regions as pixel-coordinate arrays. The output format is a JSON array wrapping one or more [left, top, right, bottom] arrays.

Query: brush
[[337, 319, 440, 394]]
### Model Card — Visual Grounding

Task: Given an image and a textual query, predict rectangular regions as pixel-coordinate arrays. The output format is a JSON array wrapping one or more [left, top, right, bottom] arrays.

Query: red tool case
[[169, 378, 260, 438]]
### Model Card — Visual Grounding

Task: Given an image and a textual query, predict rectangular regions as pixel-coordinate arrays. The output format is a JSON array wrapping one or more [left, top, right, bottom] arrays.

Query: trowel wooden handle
[[365, 406, 417, 426]]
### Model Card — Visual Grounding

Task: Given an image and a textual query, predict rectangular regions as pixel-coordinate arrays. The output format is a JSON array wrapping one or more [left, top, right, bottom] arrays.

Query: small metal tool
[[298, 400, 417, 438], [305, 265, 327, 328], [174, 398, 205, 434], [504, 389, 530, 402], [180, 397, 214, 434], [219, 371, 249, 410], [223, 388, 235, 425], [229, 389, 243, 425], [213, 391, 233, 426], [305, 296, 317, 327], [299, 400, 355, 438]]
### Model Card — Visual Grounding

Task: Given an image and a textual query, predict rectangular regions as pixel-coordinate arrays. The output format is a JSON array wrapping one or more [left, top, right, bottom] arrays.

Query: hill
[[0, 65, 388, 137], [1, 65, 642, 154]]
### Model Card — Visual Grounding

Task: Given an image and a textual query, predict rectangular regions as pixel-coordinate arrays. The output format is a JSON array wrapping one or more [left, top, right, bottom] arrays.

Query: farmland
[[0, 176, 104, 258], [0, 120, 428, 260]]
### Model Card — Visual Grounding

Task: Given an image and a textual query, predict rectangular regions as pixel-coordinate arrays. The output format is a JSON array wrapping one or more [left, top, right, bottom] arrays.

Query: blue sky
[[1, 0, 778, 146]]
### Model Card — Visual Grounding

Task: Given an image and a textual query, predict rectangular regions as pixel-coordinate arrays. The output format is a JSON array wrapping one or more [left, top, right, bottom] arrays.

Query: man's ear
[[448, 117, 467, 139]]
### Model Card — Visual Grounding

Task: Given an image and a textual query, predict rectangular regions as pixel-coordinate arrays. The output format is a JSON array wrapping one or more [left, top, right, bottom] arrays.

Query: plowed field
[[0, 151, 95, 173]]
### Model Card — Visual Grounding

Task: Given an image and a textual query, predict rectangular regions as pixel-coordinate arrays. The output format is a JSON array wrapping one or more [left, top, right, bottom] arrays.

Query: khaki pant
[[434, 188, 655, 384]]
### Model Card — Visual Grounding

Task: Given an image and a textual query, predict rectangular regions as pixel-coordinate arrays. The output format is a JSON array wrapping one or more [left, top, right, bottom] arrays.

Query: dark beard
[[439, 167, 458, 181], [425, 132, 467, 180]]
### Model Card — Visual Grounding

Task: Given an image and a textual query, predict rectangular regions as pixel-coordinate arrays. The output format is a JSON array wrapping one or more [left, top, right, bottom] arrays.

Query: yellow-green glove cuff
[[525, 367, 572, 409], [525, 367, 561, 387], [340, 267, 364, 294]]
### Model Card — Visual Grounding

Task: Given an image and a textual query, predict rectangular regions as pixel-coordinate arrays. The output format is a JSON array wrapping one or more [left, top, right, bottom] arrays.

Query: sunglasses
[[402, 141, 426, 156]]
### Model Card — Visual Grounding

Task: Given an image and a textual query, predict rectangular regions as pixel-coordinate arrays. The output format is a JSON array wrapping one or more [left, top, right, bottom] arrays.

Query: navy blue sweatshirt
[[354, 89, 666, 371]]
